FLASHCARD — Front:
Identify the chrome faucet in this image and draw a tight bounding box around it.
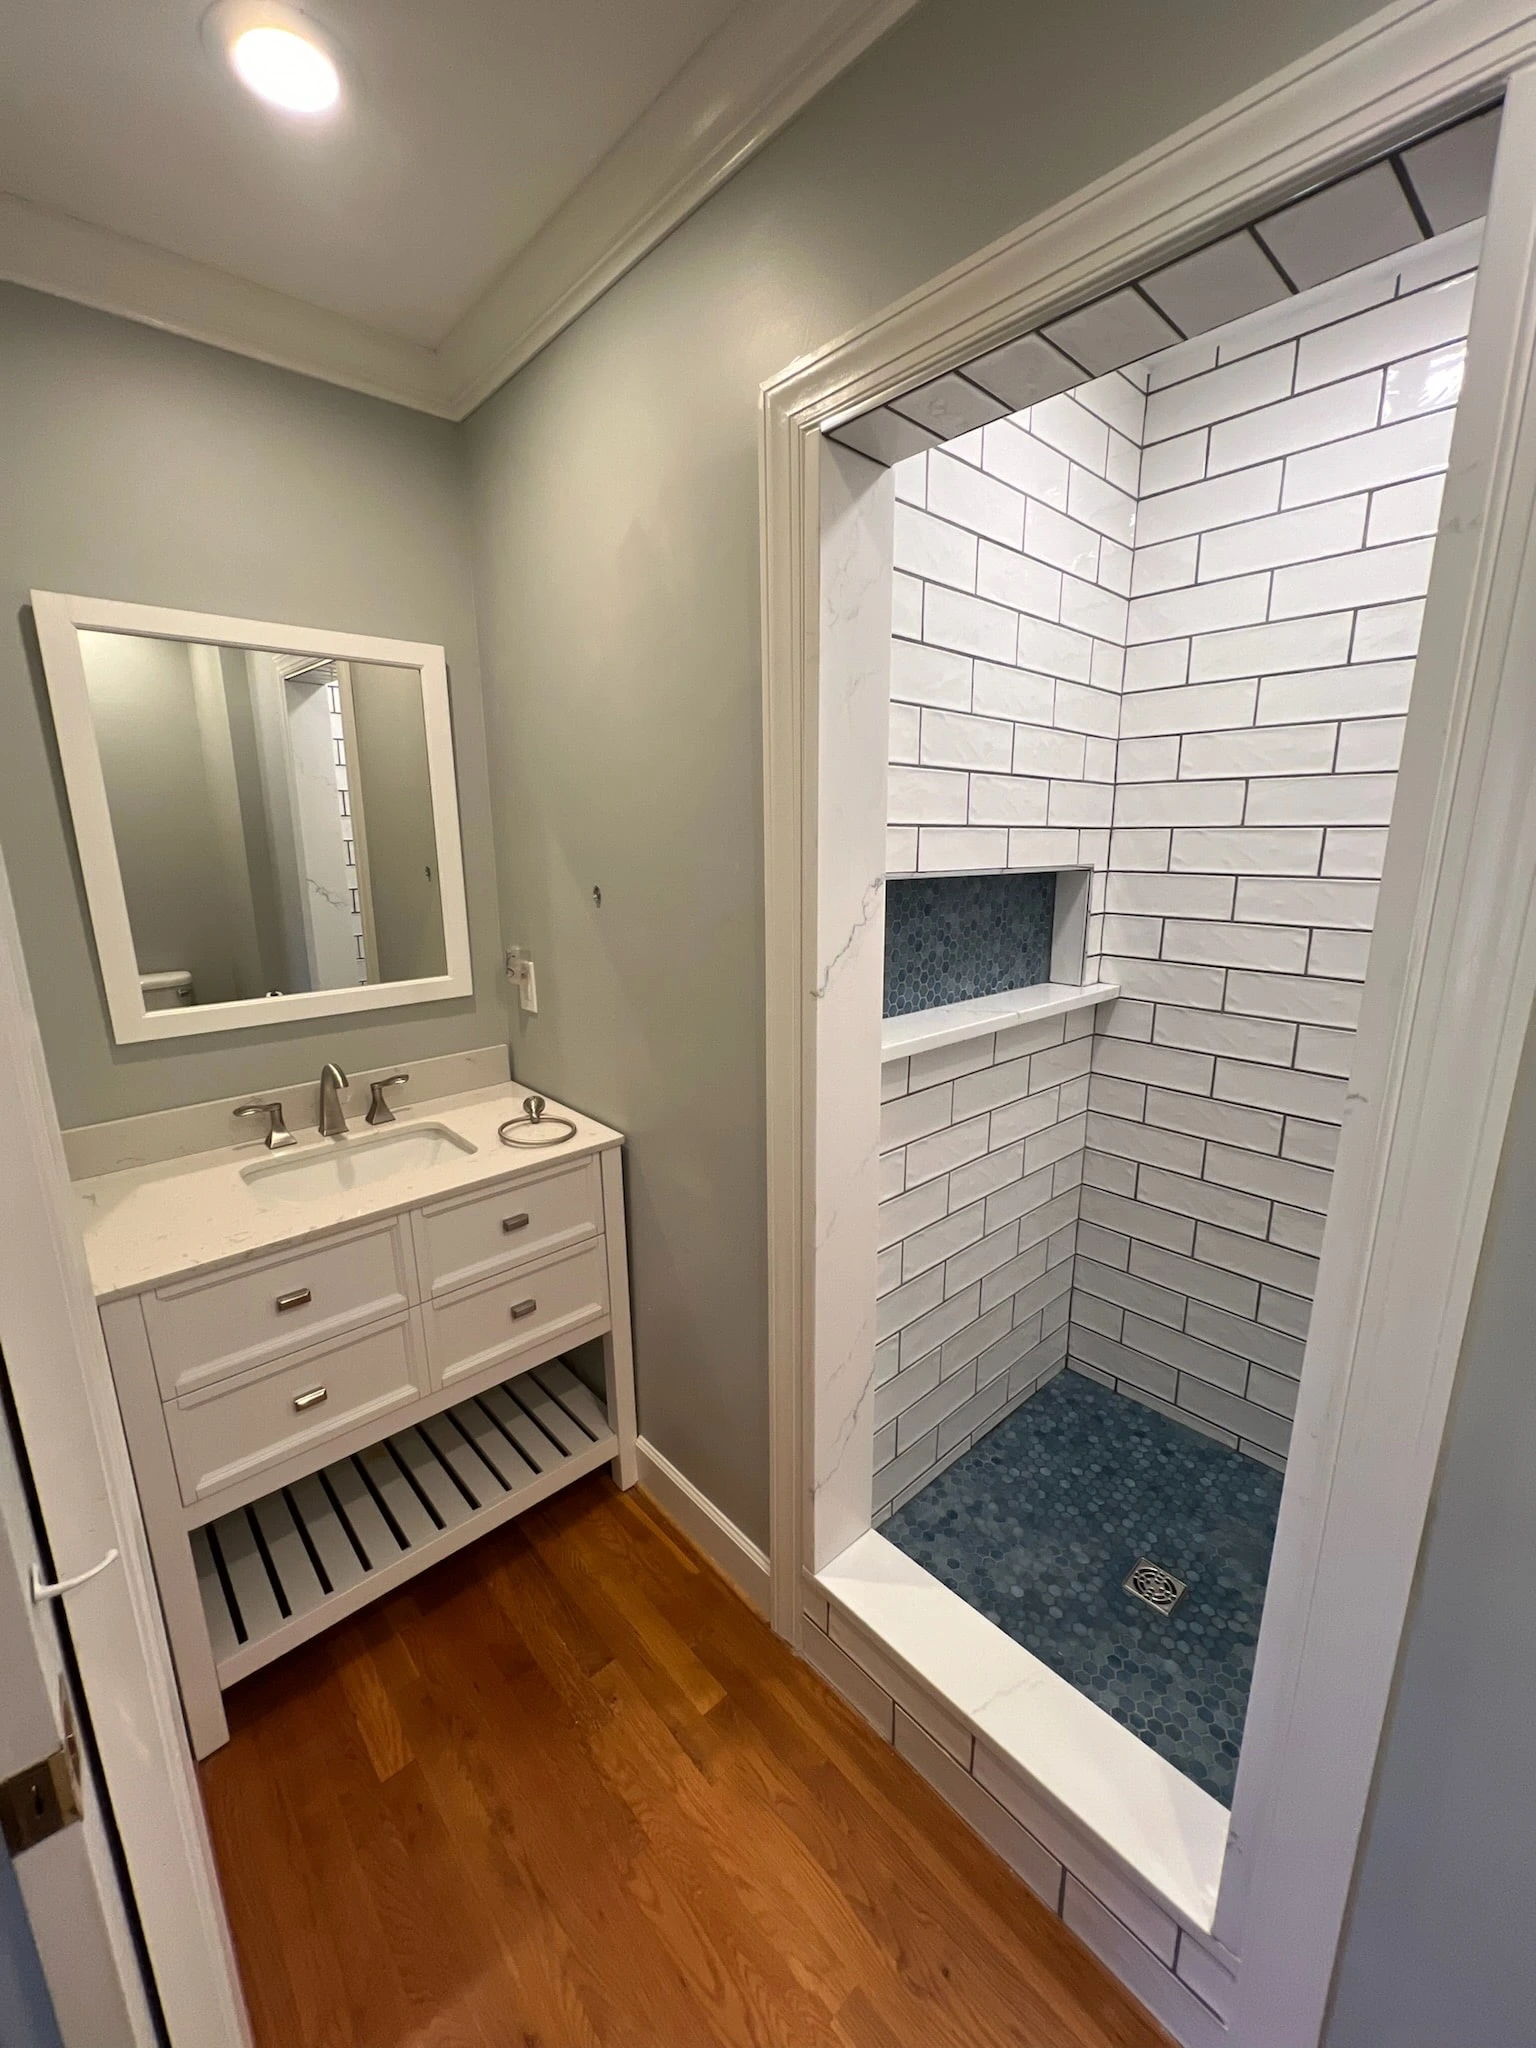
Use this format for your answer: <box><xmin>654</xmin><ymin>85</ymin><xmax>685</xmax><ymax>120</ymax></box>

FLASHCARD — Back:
<box><xmin>318</xmin><ymin>1062</ymin><xmax>349</xmax><ymax>1138</ymax></box>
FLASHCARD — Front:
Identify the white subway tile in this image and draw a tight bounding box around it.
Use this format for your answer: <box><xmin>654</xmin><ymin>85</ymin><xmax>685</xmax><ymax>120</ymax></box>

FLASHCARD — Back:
<box><xmin>875</xmin><ymin>1264</ymin><xmax>945</xmax><ymax>1341</ymax></box>
<box><xmin>1007</xmin><ymin>827</ymin><xmax>1082</xmax><ymax>869</ymax></box>
<box><xmin>1132</xmin><ymin>1241</ymin><xmax>1258</xmax><ymax>1317</ymax></box>
<box><xmin>1156</xmin><ymin>1006</ymin><xmax>1297</xmax><ymax>1064</ymax></box>
<box><xmin>1366</xmin><ymin>472</ymin><xmax>1444</xmax><ymax>545</ymax></box>
<box><xmin>1145</xmin><ymin>1084</ymin><xmax>1283</xmax><ymax>1154</ymax></box>
<box><xmin>1179</xmin><ymin>722</ymin><xmax>1336</xmax><ymax>779</ymax></box>
<box><xmin>1257</xmin><ymin>1284</ymin><xmax>1311</xmax><ymax>1338</ymax></box>
<box><xmin>1106</xmin><ymin>427</ymin><xmax>1140</xmax><ymax>495</ymax></box>
<box><xmin>1131</xmin><ymin>535</ymin><xmax>1199</xmax><ymax>596</ymax></box>
<box><xmin>1083</xmin><ymin>736</ymin><xmax>1118</xmax><ymax>782</ymax></box>
<box><xmin>1074</xmin><ymin>1254</ymin><xmax>1187</xmax><ymax>1328</ymax></box>
<box><xmin>902</xmin><ymin>1202</ymin><xmax>987</xmax><ymax>1280</ymax></box>
<box><xmin>968</xmin><ymin>773</ymin><xmax>1050</xmax><ymax>825</ymax></box>
<box><xmin>1309</xmin><ymin>927</ymin><xmax>1373</xmax><ymax>980</ymax></box>
<box><xmin>1206</xmin><ymin>1143</ymin><xmax>1331</xmax><ymax>1213</ymax></box>
<box><xmin>1382</xmin><ymin>338</ymin><xmax>1466</xmax><ymax>422</ymax></box>
<box><xmin>1189</xmin><ymin>612</ymin><xmax>1353</xmax><ymax>683</ymax></box>
<box><xmin>1015</xmin><ymin>611</ymin><xmax>1095</xmax><ymax>683</ymax></box>
<box><xmin>1225</xmin><ymin>969</ymin><xmax>1362</xmax><ymax>1027</ymax></box>
<box><xmin>1195</xmin><ymin>1221</ymin><xmax>1318</xmax><ymax>1299</ymax></box>
<box><xmin>886</xmin><ymin>826</ymin><xmax>918</xmax><ymax>872</ymax></box>
<box><xmin>1093</xmin><ymin>1034</ymin><xmax>1214</xmax><ymax>1093</ymax></box>
<box><xmin>971</xmin><ymin>659</ymin><xmax>1054</xmax><ymax>723</ymax></box>
<box><xmin>877</xmin><ymin>1242</ymin><xmax>904</xmax><ymax>1298</ymax></box>
<box><xmin>976</xmin><ymin>538</ymin><xmax>1063</xmax><ymax>620</ymax></box>
<box><xmin>1115</xmin><ymin>780</ymin><xmax>1246</xmax><ymax>828</ymax></box>
<box><xmin>1216</xmin><ymin>1058</ymin><xmax>1346</xmax><ymax>1121</ymax></box>
<box><xmin>1053</xmin><ymin>680</ymin><xmax>1120</xmax><ymax>736</ymax></box>
<box><xmin>1179</xmin><ymin>1379</ymin><xmax>1292</xmax><ymax>1456</ymax></box>
<box><xmin>1136</xmin><ymin>1165</ymin><xmax>1270</xmax><ymax>1239</ymax></box>
<box><xmin>1281</xmin><ymin>409</ymin><xmax>1455</xmax><ymax>508</ymax></box>
<box><xmin>1030</xmin><ymin>392</ymin><xmax>1111</xmax><ymax>472</ymax></box>
<box><xmin>1146</xmin><ymin>344</ymin><xmax>1297</xmax><ymax>445</ymax></box>
<box><xmin>1198</xmin><ymin>496</ymin><xmax>1367</xmax><ymax>579</ymax></box>
<box><xmin>918</xmin><ymin>826</ymin><xmax>1011</xmax><ymax>871</ymax></box>
<box><xmin>1088</xmin><ymin>1074</ymin><xmax>1147</xmax><ymax>1121</ymax></box>
<box><xmin>1352</xmin><ymin>597</ymin><xmax>1424</xmax><ymax>661</ymax></box>
<box><xmin>948</xmin><ymin>1140</ymin><xmax>1026</xmax><ymax>1208</ymax></box>
<box><xmin>891</xmin><ymin>638</ymin><xmax>971</xmax><ymax>709</ymax></box>
<box><xmin>1100</xmin><ymin>955</ymin><xmax>1226</xmax><ymax>1009</ymax></box>
<box><xmin>1270</xmin><ymin>537</ymin><xmax>1434</xmax><ymax>619</ymax></box>
<box><xmin>919</xmin><ymin>707</ymin><xmax>1012</xmax><ymax>770</ymax></box>
<box><xmin>877</xmin><ymin>1177</ymin><xmax>949</xmax><ymax>1250</ymax></box>
<box><xmin>1185</xmin><ymin>1299</ymin><xmax>1305</xmax><ymax>1374</ymax></box>
<box><xmin>1295</xmin><ymin>271</ymin><xmax>1475</xmax><ymax>390</ymax></box>
<box><xmin>1060</xmin><ymin>575</ymin><xmax>1128</xmax><ymax>641</ymax></box>
<box><xmin>1107</xmin><ymin>827</ymin><xmax>1171</xmax><ymax>870</ymax></box>
<box><xmin>1162</xmin><ymin>918</ymin><xmax>1308</xmax><ymax>972</ymax></box>
<box><xmin>880</xmin><ymin>1081</ymin><xmax>953</xmax><ymax>1151</ymax></box>
<box><xmin>980</xmin><ymin>419</ymin><xmax>1070</xmax><ymax>507</ymax></box>
<box><xmin>1082</xmin><ymin>1185</ymin><xmax>1198</xmax><ymax>1255</ymax></box>
<box><xmin>895</xmin><ymin>503</ymin><xmax>978</xmax><ymax>588</ymax></box>
<box><xmin>927</xmin><ymin>450</ymin><xmax>1026</xmax><ymax>546</ymax></box>
<box><xmin>892</xmin><ymin>571</ymin><xmax>924</xmax><ymax>638</ymax></box>
<box><xmin>1120</xmin><ymin>678</ymin><xmax>1257</xmax><ymax>736</ymax></box>
<box><xmin>880</xmin><ymin>1055</ymin><xmax>909</xmax><ymax>1104</ymax></box>
<box><xmin>1090</xmin><ymin>637</ymin><xmax>1126</xmax><ymax>691</ymax></box>
<box><xmin>1171</xmin><ymin>827</ymin><xmax>1323</xmax><ymax>874</ymax></box>
<box><xmin>909</xmin><ymin>1035</ymin><xmax>997</xmax><ymax>1087</ymax></box>
<box><xmin>1333</xmin><ymin>713</ymin><xmax>1405</xmax><ymax>772</ymax></box>
<box><xmin>1282</xmin><ymin>1115</ymin><xmax>1341</xmax><ymax>1168</ymax></box>
<box><xmin>1270</xmin><ymin>1203</ymin><xmax>1326</xmax><ymax>1255</ymax></box>
<box><xmin>1106</xmin><ymin>871</ymin><xmax>1235</xmax><ymax>917</ymax></box>
<box><xmin>1257</xmin><ymin>659</ymin><xmax>1413</xmax><ymax>724</ymax></box>
<box><xmin>1208</xmin><ymin>371</ymin><xmax>1382</xmax><ymax>474</ymax></box>
<box><xmin>1077</xmin><ymin>371</ymin><xmax>1147</xmax><ymax>443</ymax></box>
<box><xmin>1321</xmin><ymin>826</ymin><xmax>1389</xmax><ymax>876</ymax></box>
<box><xmin>1216</xmin><ymin>253</ymin><xmax>1396</xmax><ymax>365</ymax></box>
<box><xmin>1073</xmin><ymin>1290</ymin><xmax>1126</xmax><ymax>1339</ymax></box>
<box><xmin>1098</xmin><ymin>537</ymin><xmax>1133</xmax><ymax>597</ymax></box>
<box><xmin>1127</xmin><ymin>571</ymin><xmax>1270</xmax><ymax>644</ymax></box>
<box><xmin>1247</xmin><ymin>1365</ymin><xmax>1301</xmax><ymax>1418</ymax></box>
<box><xmin>1149</xmin><ymin>335</ymin><xmax>1219</xmax><ymax>387</ymax></box>
<box><xmin>888</xmin><ymin>764</ymin><xmax>968</xmax><ymax>824</ymax></box>
<box><xmin>1115</xmin><ymin>735</ymin><xmax>1183</xmax><ymax>782</ymax></box>
<box><xmin>924</xmin><ymin>584</ymin><xmax>1018</xmax><ymax>663</ymax></box>
<box><xmin>1137</xmin><ymin>461</ymin><xmax>1283</xmax><ymax>545</ymax></box>
<box><xmin>889</xmin><ymin>701</ymin><xmax>921</xmax><ymax>764</ymax></box>
<box><xmin>1296</xmin><ymin>1023</ymin><xmax>1356</xmax><ymax>1076</ymax></box>
<box><xmin>1246</xmin><ymin>773</ymin><xmax>1395</xmax><ymax>826</ymax></box>
<box><xmin>1122</xmin><ymin>638</ymin><xmax>1190</xmax><ymax>693</ymax></box>
<box><xmin>893</xmin><ymin>452</ymin><xmax>927</xmax><ymax>506</ymax></box>
<box><xmin>1048</xmin><ymin>780</ymin><xmax>1115</xmax><ymax>827</ymax></box>
<box><xmin>1068</xmin><ymin>466</ymin><xmax>1137</xmax><ymax>546</ymax></box>
<box><xmin>951</xmin><ymin>1053</ymin><xmax>1034</xmax><ymax>1119</ymax></box>
<box><xmin>1234</xmin><ymin>875</ymin><xmax>1378</xmax><ymax>928</ymax></box>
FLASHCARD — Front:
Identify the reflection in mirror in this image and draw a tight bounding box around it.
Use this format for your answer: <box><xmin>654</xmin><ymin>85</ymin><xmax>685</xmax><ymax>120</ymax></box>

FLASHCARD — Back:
<box><xmin>75</xmin><ymin>634</ymin><xmax>447</xmax><ymax>1012</ymax></box>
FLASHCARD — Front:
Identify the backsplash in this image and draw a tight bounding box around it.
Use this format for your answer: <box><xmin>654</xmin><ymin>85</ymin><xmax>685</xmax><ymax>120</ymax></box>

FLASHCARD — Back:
<box><xmin>883</xmin><ymin>871</ymin><xmax>1054</xmax><ymax>1017</ymax></box>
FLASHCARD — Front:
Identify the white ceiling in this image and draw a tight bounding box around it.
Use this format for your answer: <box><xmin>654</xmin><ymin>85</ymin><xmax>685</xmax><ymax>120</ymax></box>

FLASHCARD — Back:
<box><xmin>0</xmin><ymin>0</ymin><xmax>915</xmax><ymax>413</ymax></box>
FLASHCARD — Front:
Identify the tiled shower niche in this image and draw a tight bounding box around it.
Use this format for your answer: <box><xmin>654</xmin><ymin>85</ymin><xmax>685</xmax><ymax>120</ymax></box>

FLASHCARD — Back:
<box><xmin>883</xmin><ymin>870</ymin><xmax>1055</xmax><ymax>1016</ymax></box>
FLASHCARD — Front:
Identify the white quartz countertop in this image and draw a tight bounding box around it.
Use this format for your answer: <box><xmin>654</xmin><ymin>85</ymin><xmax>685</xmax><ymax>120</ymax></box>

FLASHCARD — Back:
<box><xmin>72</xmin><ymin>1085</ymin><xmax>622</xmax><ymax>1303</ymax></box>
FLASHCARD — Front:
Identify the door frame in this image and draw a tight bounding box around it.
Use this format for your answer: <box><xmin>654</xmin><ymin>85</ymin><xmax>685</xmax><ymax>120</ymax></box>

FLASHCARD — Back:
<box><xmin>759</xmin><ymin>3</ymin><xmax>1536</xmax><ymax>2041</ymax></box>
<box><xmin>0</xmin><ymin>845</ymin><xmax>252</xmax><ymax>2044</ymax></box>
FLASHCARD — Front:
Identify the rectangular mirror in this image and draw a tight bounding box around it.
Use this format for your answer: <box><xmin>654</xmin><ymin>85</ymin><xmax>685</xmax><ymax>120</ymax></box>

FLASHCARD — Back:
<box><xmin>31</xmin><ymin>592</ymin><xmax>472</xmax><ymax>1042</ymax></box>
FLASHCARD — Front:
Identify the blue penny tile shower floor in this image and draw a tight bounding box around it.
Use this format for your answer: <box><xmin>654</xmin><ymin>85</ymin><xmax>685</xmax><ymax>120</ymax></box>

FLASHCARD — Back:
<box><xmin>882</xmin><ymin>1369</ymin><xmax>1284</xmax><ymax>1805</ymax></box>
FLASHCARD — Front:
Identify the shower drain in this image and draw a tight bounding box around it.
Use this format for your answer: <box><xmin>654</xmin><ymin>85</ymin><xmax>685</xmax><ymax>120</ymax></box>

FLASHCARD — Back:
<box><xmin>1123</xmin><ymin>1559</ymin><xmax>1188</xmax><ymax>1615</ymax></box>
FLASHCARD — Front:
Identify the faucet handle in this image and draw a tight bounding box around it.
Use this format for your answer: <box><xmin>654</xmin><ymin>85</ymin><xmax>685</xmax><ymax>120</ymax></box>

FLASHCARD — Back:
<box><xmin>234</xmin><ymin>1101</ymin><xmax>297</xmax><ymax>1151</ymax></box>
<box><xmin>365</xmin><ymin>1074</ymin><xmax>410</xmax><ymax>1126</ymax></box>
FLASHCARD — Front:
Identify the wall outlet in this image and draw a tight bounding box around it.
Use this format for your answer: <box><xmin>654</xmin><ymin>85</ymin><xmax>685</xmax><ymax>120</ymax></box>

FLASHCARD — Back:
<box><xmin>505</xmin><ymin>947</ymin><xmax>538</xmax><ymax>1013</ymax></box>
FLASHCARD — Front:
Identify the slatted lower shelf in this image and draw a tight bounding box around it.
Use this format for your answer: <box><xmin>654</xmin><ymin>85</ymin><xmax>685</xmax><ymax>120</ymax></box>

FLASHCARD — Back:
<box><xmin>191</xmin><ymin>1358</ymin><xmax>616</xmax><ymax>1686</ymax></box>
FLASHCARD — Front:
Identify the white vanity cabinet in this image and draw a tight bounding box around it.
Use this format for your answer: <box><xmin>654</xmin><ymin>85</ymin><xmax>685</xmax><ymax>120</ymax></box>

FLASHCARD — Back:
<box><xmin>89</xmin><ymin>1114</ymin><xmax>636</xmax><ymax>1758</ymax></box>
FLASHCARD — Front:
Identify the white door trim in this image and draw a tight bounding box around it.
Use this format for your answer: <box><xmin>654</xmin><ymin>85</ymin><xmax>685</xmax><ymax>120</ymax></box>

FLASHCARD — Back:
<box><xmin>759</xmin><ymin>3</ymin><xmax>1536</xmax><ymax>2041</ymax></box>
<box><xmin>0</xmin><ymin>846</ymin><xmax>251</xmax><ymax>2046</ymax></box>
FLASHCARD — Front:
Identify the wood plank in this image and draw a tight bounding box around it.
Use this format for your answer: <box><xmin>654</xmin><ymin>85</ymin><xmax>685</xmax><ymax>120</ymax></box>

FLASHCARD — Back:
<box><xmin>478</xmin><ymin>1383</ymin><xmax>565</xmax><ymax>1473</ymax></box>
<box><xmin>445</xmin><ymin>1392</ymin><xmax>538</xmax><ymax>1490</ymax></box>
<box><xmin>286</xmin><ymin>1474</ymin><xmax>368</xmax><ymax>1599</ymax></box>
<box><xmin>191</xmin><ymin>1525</ymin><xmax>240</xmax><ymax>1665</ymax></box>
<box><xmin>202</xmin><ymin>1473</ymin><xmax>1173</xmax><ymax>2048</ymax></box>
<box><xmin>534</xmin><ymin>1356</ymin><xmax>610</xmax><ymax>1440</ymax></box>
<box><xmin>250</xmin><ymin>1491</ymin><xmax>328</xmax><ymax>1620</ymax></box>
<box><xmin>213</xmin><ymin>1506</ymin><xmax>284</xmax><ymax>1643</ymax></box>
<box><xmin>417</xmin><ymin>1410</ymin><xmax>505</xmax><ymax>1506</ymax></box>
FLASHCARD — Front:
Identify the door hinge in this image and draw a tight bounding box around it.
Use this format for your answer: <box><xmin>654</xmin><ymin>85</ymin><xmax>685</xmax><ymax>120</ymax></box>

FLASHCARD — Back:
<box><xmin>0</xmin><ymin>1745</ymin><xmax>81</xmax><ymax>1856</ymax></box>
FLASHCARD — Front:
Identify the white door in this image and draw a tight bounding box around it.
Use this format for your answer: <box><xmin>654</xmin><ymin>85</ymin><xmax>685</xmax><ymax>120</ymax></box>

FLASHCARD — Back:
<box><xmin>0</xmin><ymin>842</ymin><xmax>251</xmax><ymax>2046</ymax></box>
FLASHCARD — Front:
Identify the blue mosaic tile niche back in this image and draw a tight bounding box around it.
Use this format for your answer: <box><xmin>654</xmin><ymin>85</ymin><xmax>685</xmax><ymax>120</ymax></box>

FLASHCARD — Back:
<box><xmin>883</xmin><ymin>871</ymin><xmax>1055</xmax><ymax>1018</ymax></box>
<box><xmin>883</xmin><ymin>1370</ymin><xmax>1284</xmax><ymax>1804</ymax></box>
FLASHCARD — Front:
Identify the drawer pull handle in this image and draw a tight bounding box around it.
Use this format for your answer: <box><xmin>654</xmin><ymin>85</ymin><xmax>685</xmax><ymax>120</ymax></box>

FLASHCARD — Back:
<box><xmin>275</xmin><ymin>1287</ymin><xmax>312</xmax><ymax>1313</ymax></box>
<box><xmin>501</xmin><ymin>1212</ymin><xmax>531</xmax><ymax>1234</ymax></box>
<box><xmin>293</xmin><ymin>1386</ymin><xmax>329</xmax><ymax>1412</ymax></box>
<box><xmin>509</xmin><ymin>1298</ymin><xmax>538</xmax><ymax>1321</ymax></box>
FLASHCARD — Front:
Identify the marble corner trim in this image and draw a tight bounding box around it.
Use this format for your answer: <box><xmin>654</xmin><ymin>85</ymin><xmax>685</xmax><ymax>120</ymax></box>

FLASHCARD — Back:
<box><xmin>61</xmin><ymin>1045</ymin><xmax>512</xmax><ymax>1180</ymax></box>
<box><xmin>880</xmin><ymin>981</ymin><xmax>1121</xmax><ymax>1059</ymax></box>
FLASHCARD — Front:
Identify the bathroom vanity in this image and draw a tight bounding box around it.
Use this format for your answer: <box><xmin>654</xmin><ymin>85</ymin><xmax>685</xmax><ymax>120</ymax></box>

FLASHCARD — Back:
<box><xmin>72</xmin><ymin>1066</ymin><xmax>636</xmax><ymax>1757</ymax></box>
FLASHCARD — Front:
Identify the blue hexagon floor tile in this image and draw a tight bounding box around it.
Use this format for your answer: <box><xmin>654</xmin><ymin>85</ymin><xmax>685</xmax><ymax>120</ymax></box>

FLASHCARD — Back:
<box><xmin>882</xmin><ymin>1368</ymin><xmax>1284</xmax><ymax>1805</ymax></box>
<box><xmin>883</xmin><ymin>871</ymin><xmax>1055</xmax><ymax>1017</ymax></box>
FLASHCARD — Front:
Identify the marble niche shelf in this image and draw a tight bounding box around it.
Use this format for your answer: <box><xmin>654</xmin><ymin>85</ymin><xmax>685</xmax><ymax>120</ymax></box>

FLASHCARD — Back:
<box><xmin>880</xmin><ymin>981</ymin><xmax>1121</xmax><ymax>1061</ymax></box>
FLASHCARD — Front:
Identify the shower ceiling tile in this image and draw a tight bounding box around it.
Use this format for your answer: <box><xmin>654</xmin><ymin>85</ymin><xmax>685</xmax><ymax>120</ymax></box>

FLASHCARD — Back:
<box><xmin>965</xmin><ymin>332</ymin><xmax>1084</xmax><ymax>411</ymax></box>
<box><xmin>1043</xmin><ymin>289</ymin><xmax>1183</xmax><ymax>377</ymax></box>
<box><xmin>1401</xmin><ymin>105</ymin><xmax>1501</xmax><ymax>233</ymax></box>
<box><xmin>891</xmin><ymin>374</ymin><xmax>1012</xmax><ymax>441</ymax></box>
<box><xmin>1257</xmin><ymin>162</ymin><xmax>1421</xmax><ymax>291</ymax></box>
<box><xmin>829</xmin><ymin>405</ymin><xmax>941</xmax><ymax>466</ymax></box>
<box><xmin>1141</xmin><ymin>232</ymin><xmax>1291</xmax><ymax>337</ymax></box>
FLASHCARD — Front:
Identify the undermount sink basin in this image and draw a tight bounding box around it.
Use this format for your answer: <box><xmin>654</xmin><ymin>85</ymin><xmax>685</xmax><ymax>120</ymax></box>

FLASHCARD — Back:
<box><xmin>240</xmin><ymin>1123</ymin><xmax>476</xmax><ymax>1206</ymax></box>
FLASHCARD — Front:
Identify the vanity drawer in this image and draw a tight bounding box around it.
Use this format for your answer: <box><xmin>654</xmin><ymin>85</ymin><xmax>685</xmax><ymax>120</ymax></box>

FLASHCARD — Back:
<box><xmin>166</xmin><ymin>1313</ymin><xmax>425</xmax><ymax>1507</ymax></box>
<box><xmin>142</xmin><ymin>1219</ymin><xmax>415</xmax><ymax>1400</ymax></box>
<box><xmin>422</xmin><ymin>1240</ymin><xmax>609</xmax><ymax>1390</ymax></box>
<box><xmin>410</xmin><ymin>1156</ymin><xmax>601</xmax><ymax>1299</ymax></box>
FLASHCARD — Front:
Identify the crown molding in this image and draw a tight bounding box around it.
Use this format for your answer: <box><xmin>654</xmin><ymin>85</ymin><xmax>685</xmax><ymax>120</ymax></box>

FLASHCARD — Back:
<box><xmin>0</xmin><ymin>0</ymin><xmax>918</xmax><ymax>421</ymax></box>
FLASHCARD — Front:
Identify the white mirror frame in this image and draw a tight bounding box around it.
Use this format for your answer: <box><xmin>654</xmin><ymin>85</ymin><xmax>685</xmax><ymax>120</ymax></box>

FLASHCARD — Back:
<box><xmin>31</xmin><ymin>590</ymin><xmax>474</xmax><ymax>1043</ymax></box>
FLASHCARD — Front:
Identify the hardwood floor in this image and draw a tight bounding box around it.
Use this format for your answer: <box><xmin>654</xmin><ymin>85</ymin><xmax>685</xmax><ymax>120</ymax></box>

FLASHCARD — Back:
<box><xmin>200</xmin><ymin>1473</ymin><xmax>1171</xmax><ymax>2048</ymax></box>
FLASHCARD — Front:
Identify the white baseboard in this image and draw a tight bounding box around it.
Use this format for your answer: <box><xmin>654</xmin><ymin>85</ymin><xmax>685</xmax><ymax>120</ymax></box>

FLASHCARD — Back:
<box><xmin>635</xmin><ymin>1438</ymin><xmax>770</xmax><ymax>1614</ymax></box>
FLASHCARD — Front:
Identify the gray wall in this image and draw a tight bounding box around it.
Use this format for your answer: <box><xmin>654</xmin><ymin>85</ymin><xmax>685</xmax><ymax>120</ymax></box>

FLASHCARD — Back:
<box><xmin>463</xmin><ymin>0</ymin><xmax>1385</xmax><ymax>1544</ymax></box>
<box><xmin>0</xmin><ymin>281</ymin><xmax>505</xmax><ymax>1129</ymax></box>
<box><xmin>1326</xmin><ymin>1004</ymin><xmax>1536</xmax><ymax>2047</ymax></box>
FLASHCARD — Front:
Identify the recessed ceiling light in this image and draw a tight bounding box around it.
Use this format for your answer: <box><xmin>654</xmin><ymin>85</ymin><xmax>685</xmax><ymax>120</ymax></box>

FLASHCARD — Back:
<box><xmin>231</xmin><ymin>23</ymin><xmax>338</xmax><ymax>112</ymax></box>
<box><xmin>205</xmin><ymin>4</ymin><xmax>343</xmax><ymax>116</ymax></box>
